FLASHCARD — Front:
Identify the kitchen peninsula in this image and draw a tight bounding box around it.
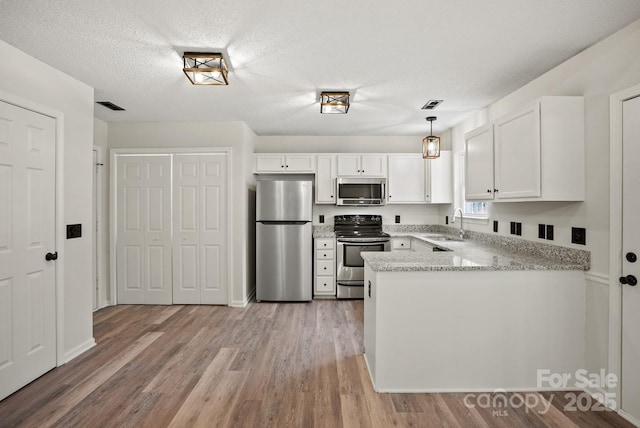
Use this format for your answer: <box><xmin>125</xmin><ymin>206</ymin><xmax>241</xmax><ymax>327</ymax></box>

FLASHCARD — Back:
<box><xmin>362</xmin><ymin>231</ymin><xmax>590</xmax><ymax>393</ymax></box>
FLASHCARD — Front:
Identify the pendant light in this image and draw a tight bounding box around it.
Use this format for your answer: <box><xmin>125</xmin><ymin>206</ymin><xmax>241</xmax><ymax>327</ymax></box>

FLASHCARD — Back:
<box><xmin>422</xmin><ymin>116</ymin><xmax>440</xmax><ymax>159</ymax></box>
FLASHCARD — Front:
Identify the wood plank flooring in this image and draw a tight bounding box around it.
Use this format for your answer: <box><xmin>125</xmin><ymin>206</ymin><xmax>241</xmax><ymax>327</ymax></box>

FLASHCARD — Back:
<box><xmin>0</xmin><ymin>300</ymin><xmax>635</xmax><ymax>428</ymax></box>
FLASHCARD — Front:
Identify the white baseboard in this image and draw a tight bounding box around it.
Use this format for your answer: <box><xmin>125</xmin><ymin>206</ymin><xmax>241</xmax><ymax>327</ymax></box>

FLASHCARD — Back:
<box><xmin>229</xmin><ymin>287</ymin><xmax>256</xmax><ymax>308</ymax></box>
<box><xmin>62</xmin><ymin>338</ymin><xmax>96</xmax><ymax>364</ymax></box>
<box><xmin>618</xmin><ymin>409</ymin><xmax>640</xmax><ymax>427</ymax></box>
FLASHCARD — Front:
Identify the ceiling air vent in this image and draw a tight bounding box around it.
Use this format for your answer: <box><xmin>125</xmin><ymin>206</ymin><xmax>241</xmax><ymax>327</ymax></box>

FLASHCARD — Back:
<box><xmin>421</xmin><ymin>100</ymin><xmax>443</xmax><ymax>110</ymax></box>
<box><xmin>96</xmin><ymin>101</ymin><xmax>125</xmax><ymax>111</ymax></box>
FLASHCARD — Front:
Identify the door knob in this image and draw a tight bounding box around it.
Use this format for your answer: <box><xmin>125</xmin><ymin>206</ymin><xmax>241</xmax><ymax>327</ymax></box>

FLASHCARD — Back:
<box><xmin>45</xmin><ymin>252</ymin><xmax>58</xmax><ymax>261</ymax></box>
<box><xmin>619</xmin><ymin>275</ymin><xmax>638</xmax><ymax>286</ymax></box>
<box><xmin>626</xmin><ymin>252</ymin><xmax>637</xmax><ymax>263</ymax></box>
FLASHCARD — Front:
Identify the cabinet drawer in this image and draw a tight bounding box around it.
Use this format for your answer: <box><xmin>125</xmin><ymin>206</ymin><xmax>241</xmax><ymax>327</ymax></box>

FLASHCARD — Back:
<box><xmin>392</xmin><ymin>238</ymin><xmax>411</xmax><ymax>250</ymax></box>
<box><xmin>316</xmin><ymin>276</ymin><xmax>335</xmax><ymax>292</ymax></box>
<box><xmin>316</xmin><ymin>250</ymin><xmax>334</xmax><ymax>260</ymax></box>
<box><xmin>317</xmin><ymin>260</ymin><xmax>334</xmax><ymax>276</ymax></box>
<box><xmin>315</xmin><ymin>239</ymin><xmax>334</xmax><ymax>249</ymax></box>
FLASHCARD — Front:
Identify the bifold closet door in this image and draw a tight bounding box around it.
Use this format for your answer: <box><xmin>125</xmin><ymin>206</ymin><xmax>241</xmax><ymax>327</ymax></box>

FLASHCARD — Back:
<box><xmin>116</xmin><ymin>156</ymin><xmax>172</xmax><ymax>304</ymax></box>
<box><xmin>173</xmin><ymin>154</ymin><xmax>228</xmax><ymax>304</ymax></box>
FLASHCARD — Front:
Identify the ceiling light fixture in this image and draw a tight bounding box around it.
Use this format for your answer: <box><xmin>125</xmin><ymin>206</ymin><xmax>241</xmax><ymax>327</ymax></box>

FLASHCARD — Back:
<box><xmin>320</xmin><ymin>92</ymin><xmax>350</xmax><ymax>114</ymax></box>
<box><xmin>183</xmin><ymin>52</ymin><xmax>229</xmax><ymax>85</ymax></box>
<box><xmin>422</xmin><ymin>116</ymin><xmax>440</xmax><ymax>159</ymax></box>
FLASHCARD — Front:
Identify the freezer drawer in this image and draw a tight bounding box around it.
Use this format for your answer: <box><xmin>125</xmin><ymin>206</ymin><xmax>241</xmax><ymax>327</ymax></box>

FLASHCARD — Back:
<box><xmin>256</xmin><ymin>222</ymin><xmax>312</xmax><ymax>301</ymax></box>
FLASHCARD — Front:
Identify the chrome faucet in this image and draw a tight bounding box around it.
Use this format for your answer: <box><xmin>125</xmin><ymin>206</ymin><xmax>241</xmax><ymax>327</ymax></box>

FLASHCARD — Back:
<box><xmin>451</xmin><ymin>207</ymin><xmax>465</xmax><ymax>239</ymax></box>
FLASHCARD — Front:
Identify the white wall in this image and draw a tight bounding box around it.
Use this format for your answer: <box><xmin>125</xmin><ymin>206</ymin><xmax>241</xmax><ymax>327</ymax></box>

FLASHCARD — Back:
<box><xmin>0</xmin><ymin>39</ymin><xmax>95</xmax><ymax>360</ymax></box>
<box><xmin>108</xmin><ymin>121</ymin><xmax>255</xmax><ymax>306</ymax></box>
<box><xmin>446</xmin><ymin>18</ymin><xmax>640</xmax><ymax>376</ymax></box>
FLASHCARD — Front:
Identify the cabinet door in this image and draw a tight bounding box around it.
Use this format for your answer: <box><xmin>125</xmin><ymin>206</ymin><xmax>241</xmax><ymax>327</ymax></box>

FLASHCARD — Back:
<box><xmin>316</xmin><ymin>155</ymin><xmax>336</xmax><ymax>203</ymax></box>
<box><xmin>285</xmin><ymin>155</ymin><xmax>315</xmax><ymax>172</ymax></box>
<box><xmin>465</xmin><ymin>125</ymin><xmax>495</xmax><ymax>200</ymax></box>
<box><xmin>361</xmin><ymin>155</ymin><xmax>387</xmax><ymax>177</ymax></box>
<box><xmin>428</xmin><ymin>151</ymin><xmax>453</xmax><ymax>203</ymax></box>
<box><xmin>494</xmin><ymin>103</ymin><xmax>541</xmax><ymax>199</ymax></box>
<box><xmin>387</xmin><ymin>155</ymin><xmax>425</xmax><ymax>203</ymax></box>
<box><xmin>337</xmin><ymin>155</ymin><xmax>361</xmax><ymax>176</ymax></box>
<box><xmin>255</xmin><ymin>154</ymin><xmax>286</xmax><ymax>172</ymax></box>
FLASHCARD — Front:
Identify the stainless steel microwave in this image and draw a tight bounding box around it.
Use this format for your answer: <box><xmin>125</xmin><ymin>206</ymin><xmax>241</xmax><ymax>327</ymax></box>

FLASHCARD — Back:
<box><xmin>336</xmin><ymin>177</ymin><xmax>386</xmax><ymax>206</ymax></box>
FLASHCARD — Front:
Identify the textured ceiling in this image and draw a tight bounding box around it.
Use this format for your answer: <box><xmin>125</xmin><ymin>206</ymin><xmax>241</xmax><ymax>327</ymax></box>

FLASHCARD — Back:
<box><xmin>1</xmin><ymin>0</ymin><xmax>639</xmax><ymax>136</ymax></box>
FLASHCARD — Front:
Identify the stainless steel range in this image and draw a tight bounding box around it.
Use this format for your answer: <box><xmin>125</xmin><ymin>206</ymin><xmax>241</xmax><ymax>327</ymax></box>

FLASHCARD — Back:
<box><xmin>334</xmin><ymin>215</ymin><xmax>390</xmax><ymax>299</ymax></box>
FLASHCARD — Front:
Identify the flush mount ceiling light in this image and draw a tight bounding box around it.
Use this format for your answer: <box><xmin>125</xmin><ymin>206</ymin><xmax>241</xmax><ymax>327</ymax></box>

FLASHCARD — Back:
<box><xmin>183</xmin><ymin>52</ymin><xmax>229</xmax><ymax>85</ymax></box>
<box><xmin>320</xmin><ymin>92</ymin><xmax>350</xmax><ymax>114</ymax></box>
<box><xmin>422</xmin><ymin>116</ymin><xmax>440</xmax><ymax>159</ymax></box>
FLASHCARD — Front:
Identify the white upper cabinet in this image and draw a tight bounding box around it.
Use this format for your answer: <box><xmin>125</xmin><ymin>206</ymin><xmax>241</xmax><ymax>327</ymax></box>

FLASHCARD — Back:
<box><xmin>465</xmin><ymin>96</ymin><xmax>584</xmax><ymax>202</ymax></box>
<box><xmin>387</xmin><ymin>152</ymin><xmax>452</xmax><ymax>204</ymax></box>
<box><xmin>427</xmin><ymin>151</ymin><xmax>453</xmax><ymax>203</ymax></box>
<box><xmin>387</xmin><ymin>154</ymin><xmax>425</xmax><ymax>204</ymax></box>
<box><xmin>337</xmin><ymin>154</ymin><xmax>386</xmax><ymax>176</ymax></box>
<box><xmin>254</xmin><ymin>154</ymin><xmax>315</xmax><ymax>173</ymax></box>
<box><xmin>315</xmin><ymin>154</ymin><xmax>337</xmax><ymax>204</ymax></box>
<box><xmin>494</xmin><ymin>103</ymin><xmax>541</xmax><ymax>199</ymax></box>
<box><xmin>465</xmin><ymin>125</ymin><xmax>495</xmax><ymax>200</ymax></box>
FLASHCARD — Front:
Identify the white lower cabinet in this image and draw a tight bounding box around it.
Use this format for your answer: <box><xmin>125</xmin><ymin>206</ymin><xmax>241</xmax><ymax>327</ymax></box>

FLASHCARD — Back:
<box><xmin>391</xmin><ymin>237</ymin><xmax>412</xmax><ymax>251</ymax></box>
<box><xmin>314</xmin><ymin>238</ymin><xmax>336</xmax><ymax>296</ymax></box>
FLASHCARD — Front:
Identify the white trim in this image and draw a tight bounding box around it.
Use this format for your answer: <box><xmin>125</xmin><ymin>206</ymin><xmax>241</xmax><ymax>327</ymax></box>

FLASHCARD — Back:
<box><xmin>92</xmin><ymin>145</ymin><xmax>107</xmax><ymax>310</ymax></box>
<box><xmin>619</xmin><ymin>409</ymin><xmax>640</xmax><ymax>427</ymax></box>
<box><xmin>584</xmin><ymin>272</ymin><xmax>609</xmax><ymax>286</ymax></box>
<box><xmin>229</xmin><ymin>286</ymin><xmax>254</xmax><ymax>308</ymax></box>
<box><xmin>0</xmin><ymin>89</ymin><xmax>67</xmax><ymax>368</ymax></box>
<box><xmin>609</xmin><ymin>82</ymin><xmax>640</xmax><ymax>415</ymax></box>
<box><xmin>110</xmin><ymin>147</ymin><xmax>234</xmax><ymax>306</ymax></box>
<box><xmin>458</xmin><ymin>215</ymin><xmax>490</xmax><ymax>225</ymax></box>
<box><xmin>63</xmin><ymin>338</ymin><xmax>96</xmax><ymax>363</ymax></box>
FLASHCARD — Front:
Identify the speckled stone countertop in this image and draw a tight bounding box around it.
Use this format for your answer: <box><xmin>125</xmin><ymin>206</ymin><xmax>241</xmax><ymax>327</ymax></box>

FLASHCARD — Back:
<box><xmin>312</xmin><ymin>225</ymin><xmax>335</xmax><ymax>238</ymax></box>
<box><xmin>362</xmin><ymin>230</ymin><xmax>590</xmax><ymax>272</ymax></box>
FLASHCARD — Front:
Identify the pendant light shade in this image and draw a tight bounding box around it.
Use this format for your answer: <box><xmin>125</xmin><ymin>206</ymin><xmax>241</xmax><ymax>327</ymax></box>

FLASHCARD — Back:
<box><xmin>422</xmin><ymin>116</ymin><xmax>440</xmax><ymax>159</ymax></box>
<box><xmin>183</xmin><ymin>52</ymin><xmax>229</xmax><ymax>85</ymax></box>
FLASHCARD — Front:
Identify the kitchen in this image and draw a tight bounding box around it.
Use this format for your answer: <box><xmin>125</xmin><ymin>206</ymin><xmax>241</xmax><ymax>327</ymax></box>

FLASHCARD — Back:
<box><xmin>1</xmin><ymin>1</ymin><xmax>640</xmax><ymax>426</ymax></box>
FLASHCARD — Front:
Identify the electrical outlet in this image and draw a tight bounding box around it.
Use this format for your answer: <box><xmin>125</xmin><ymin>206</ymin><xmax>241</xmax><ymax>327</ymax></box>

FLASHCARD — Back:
<box><xmin>67</xmin><ymin>224</ymin><xmax>82</xmax><ymax>239</ymax></box>
<box><xmin>538</xmin><ymin>224</ymin><xmax>546</xmax><ymax>239</ymax></box>
<box><xmin>395</xmin><ymin>215</ymin><xmax>400</xmax><ymax>224</ymax></box>
<box><xmin>319</xmin><ymin>215</ymin><xmax>324</xmax><ymax>224</ymax></box>
<box><xmin>516</xmin><ymin>222</ymin><xmax>522</xmax><ymax>236</ymax></box>
<box><xmin>546</xmin><ymin>225</ymin><xmax>554</xmax><ymax>241</ymax></box>
<box><xmin>445</xmin><ymin>215</ymin><xmax>449</xmax><ymax>225</ymax></box>
<box><xmin>510</xmin><ymin>221</ymin><xmax>516</xmax><ymax>235</ymax></box>
<box><xmin>572</xmin><ymin>227</ymin><xmax>586</xmax><ymax>245</ymax></box>
<box><xmin>493</xmin><ymin>220</ymin><xmax>498</xmax><ymax>233</ymax></box>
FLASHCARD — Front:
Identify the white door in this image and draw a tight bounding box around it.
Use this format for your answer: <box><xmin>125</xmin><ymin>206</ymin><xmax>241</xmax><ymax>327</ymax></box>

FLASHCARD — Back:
<box><xmin>92</xmin><ymin>149</ymin><xmax>98</xmax><ymax>310</ymax></box>
<box><xmin>360</xmin><ymin>155</ymin><xmax>386</xmax><ymax>177</ymax></box>
<box><xmin>116</xmin><ymin>155</ymin><xmax>172</xmax><ymax>304</ymax></box>
<box><xmin>337</xmin><ymin>155</ymin><xmax>361</xmax><ymax>176</ymax></box>
<box><xmin>173</xmin><ymin>154</ymin><xmax>228</xmax><ymax>305</ymax></box>
<box><xmin>621</xmin><ymin>94</ymin><xmax>640</xmax><ymax>422</ymax></box>
<box><xmin>0</xmin><ymin>101</ymin><xmax>56</xmax><ymax>401</ymax></box>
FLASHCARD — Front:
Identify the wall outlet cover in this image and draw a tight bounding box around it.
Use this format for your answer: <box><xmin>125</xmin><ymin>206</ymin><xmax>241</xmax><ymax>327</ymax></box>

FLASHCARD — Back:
<box><xmin>572</xmin><ymin>227</ymin><xmax>586</xmax><ymax>245</ymax></box>
<box><xmin>445</xmin><ymin>215</ymin><xmax>449</xmax><ymax>225</ymax></box>
<box><xmin>510</xmin><ymin>221</ymin><xmax>516</xmax><ymax>235</ymax></box>
<box><xmin>516</xmin><ymin>222</ymin><xmax>522</xmax><ymax>236</ymax></box>
<box><xmin>67</xmin><ymin>224</ymin><xmax>82</xmax><ymax>239</ymax></box>
<box><xmin>493</xmin><ymin>220</ymin><xmax>498</xmax><ymax>233</ymax></box>
<box><xmin>319</xmin><ymin>215</ymin><xmax>325</xmax><ymax>224</ymax></box>
<box><xmin>395</xmin><ymin>215</ymin><xmax>400</xmax><ymax>224</ymax></box>
<box><xmin>546</xmin><ymin>225</ymin><xmax>554</xmax><ymax>241</ymax></box>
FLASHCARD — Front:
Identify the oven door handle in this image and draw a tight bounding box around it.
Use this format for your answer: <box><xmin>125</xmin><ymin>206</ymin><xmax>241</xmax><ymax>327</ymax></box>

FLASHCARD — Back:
<box><xmin>338</xmin><ymin>239</ymin><xmax>389</xmax><ymax>247</ymax></box>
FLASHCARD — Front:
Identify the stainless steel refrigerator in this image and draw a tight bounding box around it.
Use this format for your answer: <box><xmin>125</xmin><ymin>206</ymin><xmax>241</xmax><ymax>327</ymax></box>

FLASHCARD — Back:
<box><xmin>256</xmin><ymin>176</ymin><xmax>313</xmax><ymax>302</ymax></box>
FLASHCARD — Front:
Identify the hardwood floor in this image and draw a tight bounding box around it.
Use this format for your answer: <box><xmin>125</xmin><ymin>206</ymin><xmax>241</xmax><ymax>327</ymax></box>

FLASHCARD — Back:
<box><xmin>0</xmin><ymin>300</ymin><xmax>635</xmax><ymax>428</ymax></box>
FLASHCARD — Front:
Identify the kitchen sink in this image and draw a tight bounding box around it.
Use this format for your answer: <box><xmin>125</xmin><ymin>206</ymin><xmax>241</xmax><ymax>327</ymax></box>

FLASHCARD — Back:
<box><xmin>422</xmin><ymin>234</ymin><xmax>464</xmax><ymax>242</ymax></box>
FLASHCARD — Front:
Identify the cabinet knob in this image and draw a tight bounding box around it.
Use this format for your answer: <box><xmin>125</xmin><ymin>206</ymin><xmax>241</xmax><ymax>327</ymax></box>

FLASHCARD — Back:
<box><xmin>281</xmin><ymin>165</ymin><xmax>284</xmax><ymax>168</ymax></box>
<box><xmin>494</xmin><ymin>188</ymin><xmax>499</xmax><ymax>192</ymax></box>
<box><xmin>362</xmin><ymin>170</ymin><xmax>365</xmax><ymax>173</ymax></box>
<box><xmin>389</xmin><ymin>195</ymin><xmax>392</xmax><ymax>198</ymax></box>
<box><xmin>426</xmin><ymin>195</ymin><xmax>429</xmax><ymax>198</ymax></box>
<box><xmin>323</xmin><ymin>243</ymin><xmax>327</xmax><ymax>247</ymax></box>
<box><xmin>487</xmin><ymin>189</ymin><xmax>492</xmax><ymax>193</ymax></box>
<box><xmin>330</xmin><ymin>195</ymin><xmax>334</xmax><ymax>198</ymax></box>
<box><xmin>323</xmin><ymin>267</ymin><xmax>327</xmax><ymax>270</ymax></box>
<box><xmin>286</xmin><ymin>165</ymin><xmax>289</xmax><ymax>168</ymax></box>
<box><xmin>401</xmin><ymin>243</ymin><xmax>404</xmax><ymax>246</ymax></box>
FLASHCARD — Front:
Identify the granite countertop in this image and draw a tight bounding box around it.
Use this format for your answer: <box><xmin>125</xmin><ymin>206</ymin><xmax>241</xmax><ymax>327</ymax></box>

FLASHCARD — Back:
<box><xmin>362</xmin><ymin>232</ymin><xmax>590</xmax><ymax>272</ymax></box>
